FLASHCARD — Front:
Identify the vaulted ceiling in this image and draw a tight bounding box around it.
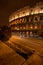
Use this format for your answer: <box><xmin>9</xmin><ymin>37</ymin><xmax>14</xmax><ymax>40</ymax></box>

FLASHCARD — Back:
<box><xmin>0</xmin><ymin>0</ymin><xmax>43</xmax><ymax>26</ymax></box>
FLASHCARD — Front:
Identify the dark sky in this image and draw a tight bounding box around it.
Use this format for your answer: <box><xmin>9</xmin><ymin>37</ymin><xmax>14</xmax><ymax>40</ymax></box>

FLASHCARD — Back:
<box><xmin>0</xmin><ymin>0</ymin><xmax>43</xmax><ymax>26</ymax></box>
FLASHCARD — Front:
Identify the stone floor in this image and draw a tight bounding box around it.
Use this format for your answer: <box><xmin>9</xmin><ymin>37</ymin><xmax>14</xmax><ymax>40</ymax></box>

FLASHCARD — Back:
<box><xmin>0</xmin><ymin>41</ymin><xmax>25</xmax><ymax>65</ymax></box>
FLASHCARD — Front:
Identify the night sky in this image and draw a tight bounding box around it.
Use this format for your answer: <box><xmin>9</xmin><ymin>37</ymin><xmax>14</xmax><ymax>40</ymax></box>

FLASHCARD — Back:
<box><xmin>0</xmin><ymin>0</ymin><xmax>43</xmax><ymax>26</ymax></box>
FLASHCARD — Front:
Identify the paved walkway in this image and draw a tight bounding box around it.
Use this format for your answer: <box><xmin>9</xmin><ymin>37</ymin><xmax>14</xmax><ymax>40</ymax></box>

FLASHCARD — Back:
<box><xmin>0</xmin><ymin>41</ymin><xmax>25</xmax><ymax>65</ymax></box>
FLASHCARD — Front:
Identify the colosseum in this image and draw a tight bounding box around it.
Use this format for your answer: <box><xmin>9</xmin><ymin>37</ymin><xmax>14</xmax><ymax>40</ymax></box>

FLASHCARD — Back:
<box><xmin>9</xmin><ymin>2</ymin><xmax>43</xmax><ymax>38</ymax></box>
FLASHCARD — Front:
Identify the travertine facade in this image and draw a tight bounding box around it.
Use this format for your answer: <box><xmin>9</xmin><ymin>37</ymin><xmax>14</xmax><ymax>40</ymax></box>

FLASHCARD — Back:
<box><xmin>9</xmin><ymin>2</ymin><xmax>43</xmax><ymax>37</ymax></box>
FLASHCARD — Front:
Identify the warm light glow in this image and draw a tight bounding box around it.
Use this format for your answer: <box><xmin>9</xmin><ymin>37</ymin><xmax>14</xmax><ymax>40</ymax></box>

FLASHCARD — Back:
<box><xmin>30</xmin><ymin>32</ymin><xmax>33</xmax><ymax>35</ymax></box>
<box><xmin>9</xmin><ymin>9</ymin><xmax>43</xmax><ymax>22</ymax></box>
<box><xmin>9</xmin><ymin>17</ymin><xmax>15</xmax><ymax>22</ymax></box>
<box><xmin>9</xmin><ymin>3</ymin><xmax>43</xmax><ymax>22</ymax></box>
<box><xmin>26</xmin><ymin>32</ymin><xmax>29</xmax><ymax>35</ymax></box>
<box><xmin>30</xmin><ymin>25</ymin><xmax>33</xmax><ymax>29</ymax></box>
<box><xmin>39</xmin><ymin>10</ymin><xmax>43</xmax><ymax>13</ymax></box>
<box><xmin>20</xmin><ymin>27</ymin><xmax>22</xmax><ymax>30</ymax></box>
<box><xmin>17</xmin><ymin>28</ymin><xmax>19</xmax><ymax>30</ymax></box>
<box><xmin>34</xmin><ymin>25</ymin><xmax>37</xmax><ymax>29</ymax></box>
<box><xmin>31</xmin><ymin>12</ymin><xmax>34</xmax><ymax>15</ymax></box>
<box><xmin>25</xmin><ymin>12</ymin><xmax>29</xmax><ymax>15</ymax></box>
<box><xmin>15</xmin><ymin>27</ymin><xmax>17</xmax><ymax>30</ymax></box>
<box><xmin>23</xmin><ymin>26</ymin><xmax>25</xmax><ymax>29</ymax></box>
<box><xmin>34</xmin><ymin>9</ymin><xmax>39</xmax><ymax>14</ymax></box>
